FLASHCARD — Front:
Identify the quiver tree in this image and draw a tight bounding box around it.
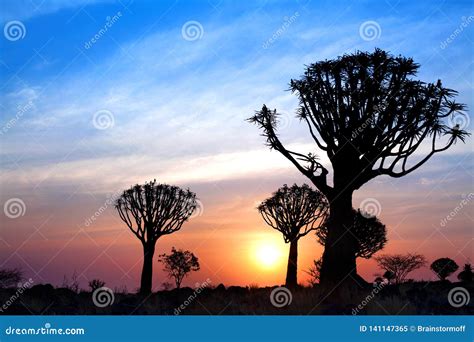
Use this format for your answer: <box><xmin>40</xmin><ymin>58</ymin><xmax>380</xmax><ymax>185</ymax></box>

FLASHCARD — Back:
<box><xmin>430</xmin><ymin>258</ymin><xmax>459</xmax><ymax>281</ymax></box>
<box><xmin>257</xmin><ymin>184</ymin><xmax>328</xmax><ymax>288</ymax></box>
<box><xmin>316</xmin><ymin>209</ymin><xmax>387</xmax><ymax>259</ymax></box>
<box><xmin>115</xmin><ymin>180</ymin><xmax>197</xmax><ymax>294</ymax></box>
<box><xmin>158</xmin><ymin>247</ymin><xmax>200</xmax><ymax>289</ymax></box>
<box><xmin>248</xmin><ymin>49</ymin><xmax>469</xmax><ymax>288</ymax></box>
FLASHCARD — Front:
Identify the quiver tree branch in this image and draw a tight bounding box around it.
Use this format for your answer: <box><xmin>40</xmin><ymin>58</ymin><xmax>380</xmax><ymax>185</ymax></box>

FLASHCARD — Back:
<box><xmin>248</xmin><ymin>107</ymin><xmax>333</xmax><ymax>198</ymax></box>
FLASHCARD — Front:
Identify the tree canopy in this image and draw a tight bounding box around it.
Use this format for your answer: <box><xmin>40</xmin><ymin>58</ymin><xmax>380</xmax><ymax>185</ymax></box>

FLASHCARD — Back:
<box><xmin>430</xmin><ymin>258</ymin><xmax>459</xmax><ymax>280</ymax></box>
<box><xmin>316</xmin><ymin>209</ymin><xmax>387</xmax><ymax>259</ymax></box>
<box><xmin>375</xmin><ymin>253</ymin><xmax>426</xmax><ymax>284</ymax></box>
<box><xmin>257</xmin><ymin>183</ymin><xmax>329</xmax><ymax>242</ymax></box>
<box><xmin>158</xmin><ymin>247</ymin><xmax>200</xmax><ymax>289</ymax></box>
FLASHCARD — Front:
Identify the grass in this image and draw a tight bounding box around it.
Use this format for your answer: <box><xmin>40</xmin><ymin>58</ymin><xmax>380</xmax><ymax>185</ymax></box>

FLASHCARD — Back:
<box><xmin>0</xmin><ymin>281</ymin><xmax>472</xmax><ymax>315</ymax></box>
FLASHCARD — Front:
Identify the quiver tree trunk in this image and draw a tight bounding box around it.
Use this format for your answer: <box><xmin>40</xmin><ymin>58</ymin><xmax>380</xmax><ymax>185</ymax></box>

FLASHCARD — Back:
<box><xmin>140</xmin><ymin>243</ymin><xmax>156</xmax><ymax>294</ymax></box>
<box><xmin>285</xmin><ymin>239</ymin><xmax>298</xmax><ymax>288</ymax></box>
<box><xmin>319</xmin><ymin>190</ymin><xmax>358</xmax><ymax>288</ymax></box>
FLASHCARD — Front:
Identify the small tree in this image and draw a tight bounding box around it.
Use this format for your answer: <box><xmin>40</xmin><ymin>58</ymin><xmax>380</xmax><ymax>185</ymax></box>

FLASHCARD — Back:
<box><xmin>158</xmin><ymin>247</ymin><xmax>200</xmax><ymax>289</ymax></box>
<box><xmin>430</xmin><ymin>258</ymin><xmax>459</xmax><ymax>281</ymax></box>
<box><xmin>115</xmin><ymin>180</ymin><xmax>197</xmax><ymax>294</ymax></box>
<box><xmin>88</xmin><ymin>279</ymin><xmax>106</xmax><ymax>291</ymax></box>
<box><xmin>306</xmin><ymin>258</ymin><xmax>322</xmax><ymax>287</ymax></box>
<box><xmin>457</xmin><ymin>264</ymin><xmax>473</xmax><ymax>283</ymax></box>
<box><xmin>316</xmin><ymin>209</ymin><xmax>387</xmax><ymax>259</ymax></box>
<box><xmin>0</xmin><ymin>268</ymin><xmax>22</xmax><ymax>288</ymax></box>
<box><xmin>257</xmin><ymin>184</ymin><xmax>328</xmax><ymax>288</ymax></box>
<box><xmin>375</xmin><ymin>254</ymin><xmax>426</xmax><ymax>284</ymax></box>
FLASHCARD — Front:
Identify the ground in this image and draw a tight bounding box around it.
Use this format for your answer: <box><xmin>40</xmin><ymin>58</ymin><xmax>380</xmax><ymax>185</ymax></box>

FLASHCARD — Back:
<box><xmin>0</xmin><ymin>281</ymin><xmax>472</xmax><ymax>315</ymax></box>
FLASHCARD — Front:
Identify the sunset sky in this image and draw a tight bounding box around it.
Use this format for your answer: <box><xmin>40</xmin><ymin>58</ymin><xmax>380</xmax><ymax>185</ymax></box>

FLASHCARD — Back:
<box><xmin>0</xmin><ymin>0</ymin><xmax>472</xmax><ymax>291</ymax></box>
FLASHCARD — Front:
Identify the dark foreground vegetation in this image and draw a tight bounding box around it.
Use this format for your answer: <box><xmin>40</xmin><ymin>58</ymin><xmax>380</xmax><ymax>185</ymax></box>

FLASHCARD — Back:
<box><xmin>1</xmin><ymin>281</ymin><xmax>472</xmax><ymax>315</ymax></box>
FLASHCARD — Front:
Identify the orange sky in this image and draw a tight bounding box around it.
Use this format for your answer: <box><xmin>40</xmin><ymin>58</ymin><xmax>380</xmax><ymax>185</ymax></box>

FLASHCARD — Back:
<box><xmin>1</xmin><ymin>162</ymin><xmax>472</xmax><ymax>290</ymax></box>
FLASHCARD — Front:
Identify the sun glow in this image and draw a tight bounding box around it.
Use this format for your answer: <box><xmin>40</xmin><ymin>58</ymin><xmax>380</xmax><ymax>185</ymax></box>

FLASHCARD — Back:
<box><xmin>255</xmin><ymin>243</ymin><xmax>283</xmax><ymax>268</ymax></box>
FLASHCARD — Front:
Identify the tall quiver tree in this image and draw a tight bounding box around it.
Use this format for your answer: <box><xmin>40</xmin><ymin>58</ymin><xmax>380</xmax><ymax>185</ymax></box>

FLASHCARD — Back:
<box><xmin>115</xmin><ymin>180</ymin><xmax>197</xmax><ymax>294</ymax></box>
<box><xmin>249</xmin><ymin>49</ymin><xmax>469</xmax><ymax>288</ymax></box>
<box><xmin>257</xmin><ymin>184</ymin><xmax>328</xmax><ymax>288</ymax></box>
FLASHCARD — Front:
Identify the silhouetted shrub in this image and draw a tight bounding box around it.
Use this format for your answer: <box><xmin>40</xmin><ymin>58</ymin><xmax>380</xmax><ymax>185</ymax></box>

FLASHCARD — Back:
<box><xmin>0</xmin><ymin>268</ymin><xmax>22</xmax><ymax>288</ymax></box>
<box><xmin>458</xmin><ymin>264</ymin><xmax>473</xmax><ymax>283</ymax></box>
<box><xmin>88</xmin><ymin>279</ymin><xmax>106</xmax><ymax>291</ymax></box>
<box><xmin>430</xmin><ymin>258</ymin><xmax>458</xmax><ymax>281</ymax></box>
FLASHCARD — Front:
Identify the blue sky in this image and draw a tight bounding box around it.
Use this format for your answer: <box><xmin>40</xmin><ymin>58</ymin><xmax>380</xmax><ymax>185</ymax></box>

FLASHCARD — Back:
<box><xmin>0</xmin><ymin>0</ymin><xmax>472</xmax><ymax>287</ymax></box>
<box><xmin>1</xmin><ymin>0</ymin><xmax>472</xmax><ymax>186</ymax></box>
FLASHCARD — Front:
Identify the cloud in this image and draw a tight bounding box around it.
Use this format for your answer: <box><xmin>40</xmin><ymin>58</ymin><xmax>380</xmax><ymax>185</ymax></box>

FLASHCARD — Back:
<box><xmin>0</xmin><ymin>0</ymin><xmax>114</xmax><ymax>23</ymax></box>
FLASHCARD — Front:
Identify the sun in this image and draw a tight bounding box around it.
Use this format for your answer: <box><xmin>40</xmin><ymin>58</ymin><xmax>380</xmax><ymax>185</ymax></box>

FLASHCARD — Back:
<box><xmin>255</xmin><ymin>243</ymin><xmax>282</xmax><ymax>268</ymax></box>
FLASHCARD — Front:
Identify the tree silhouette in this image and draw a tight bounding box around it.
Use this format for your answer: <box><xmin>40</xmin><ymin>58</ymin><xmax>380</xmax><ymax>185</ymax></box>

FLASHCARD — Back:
<box><xmin>115</xmin><ymin>180</ymin><xmax>197</xmax><ymax>294</ymax></box>
<box><xmin>158</xmin><ymin>247</ymin><xmax>200</xmax><ymax>289</ymax></box>
<box><xmin>316</xmin><ymin>209</ymin><xmax>387</xmax><ymax>259</ymax></box>
<box><xmin>306</xmin><ymin>258</ymin><xmax>322</xmax><ymax>287</ymax></box>
<box><xmin>383</xmin><ymin>270</ymin><xmax>395</xmax><ymax>284</ymax></box>
<box><xmin>375</xmin><ymin>253</ymin><xmax>426</xmax><ymax>284</ymax></box>
<box><xmin>257</xmin><ymin>184</ymin><xmax>328</xmax><ymax>288</ymax></box>
<box><xmin>88</xmin><ymin>279</ymin><xmax>106</xmax><ymax>291</ymax></box>
<box><xmin>457</xmin><ymin>264</ymin><xmax>473</xmax><ymax>283</ymax></box>
<box><xmin>430</xmin><ymin>258</ymin><xmax>459</xmax><ymax>281</ymax></box>
<box><xmin>248</xmin><ymin>49</ymin><xmax>468</xmax><ymax>287</ymax></box>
